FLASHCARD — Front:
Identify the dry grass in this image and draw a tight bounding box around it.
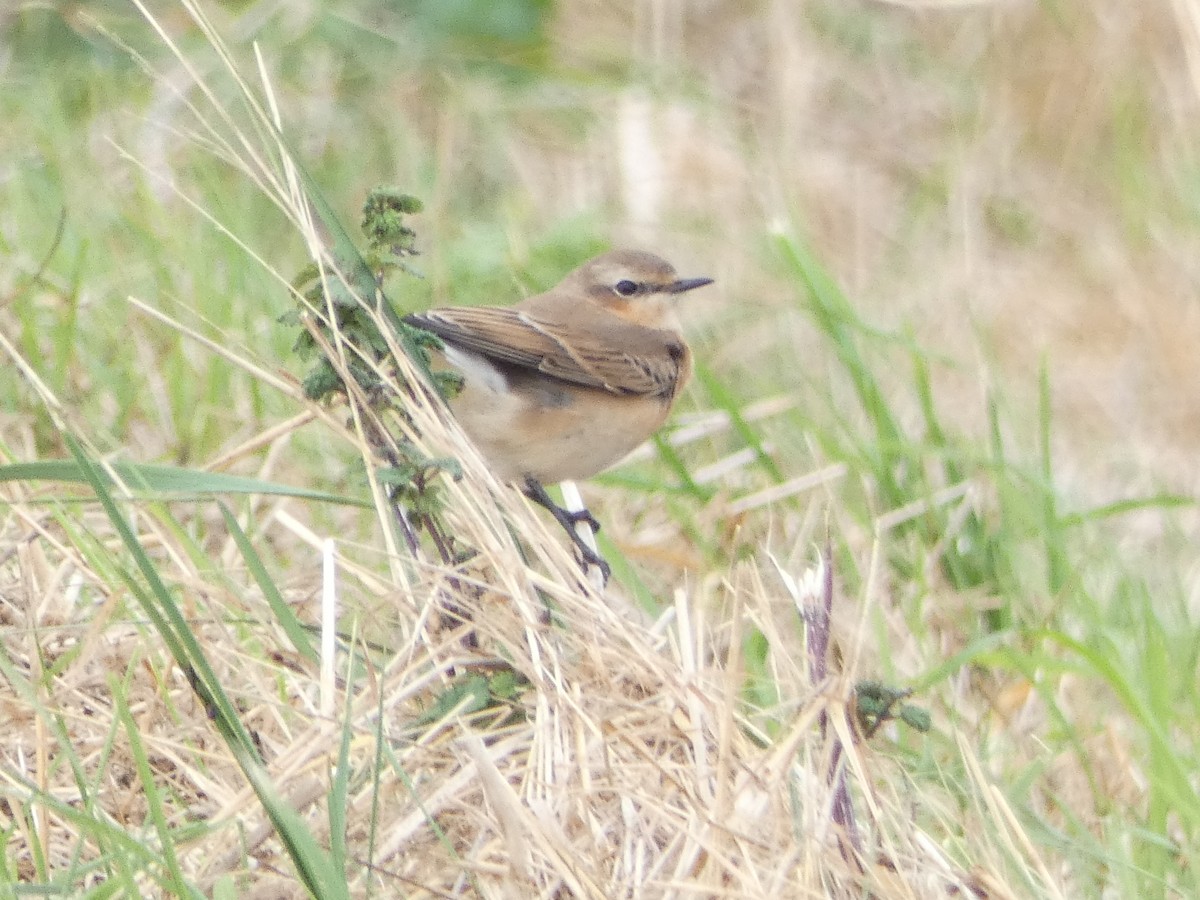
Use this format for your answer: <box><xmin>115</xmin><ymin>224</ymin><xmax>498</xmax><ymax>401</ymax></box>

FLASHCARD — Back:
<box><xmin>3</xmin><ymin>0</ymin><xmax>1200</xmax><ymax>896</ymax></box>
<box><xmin>0</xmin><ymin>472</ymin><xmax>1039</xmax><ymax>897</ymax></box>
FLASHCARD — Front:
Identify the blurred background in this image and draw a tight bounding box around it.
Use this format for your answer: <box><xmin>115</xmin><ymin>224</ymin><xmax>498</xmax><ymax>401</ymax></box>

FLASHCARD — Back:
<box><xmin>5</xmin><ymin>1</ymin><xmax>1200</xmax><ymax>498</ymax></box>
<box><xmin>1</xmin><ymin>2</ymin><xmax>1194</xmax><ymax>450</ymax></box>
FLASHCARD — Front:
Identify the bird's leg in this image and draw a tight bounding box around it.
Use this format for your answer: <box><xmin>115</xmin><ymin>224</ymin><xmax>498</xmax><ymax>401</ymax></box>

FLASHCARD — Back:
<box><xmin>522</xmin><ymin>479</ymin><xmax>601</xmax><ymax>532</ymax></box>
<box><xmin>522</xmin><ymin>477</ymin><xmax>611</xmax><ymax>582</ymax></box>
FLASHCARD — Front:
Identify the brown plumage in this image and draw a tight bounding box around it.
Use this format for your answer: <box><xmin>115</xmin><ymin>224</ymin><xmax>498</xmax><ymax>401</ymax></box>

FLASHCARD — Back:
<box><xmin>405</xmin><ymin>249</ymin><xmax>711</xmax><ymax>484</ymax></box>
<box><xmin>404</xmin><ymin>249</ymin><xmax>713</xmax><ymax>579</ymax></box>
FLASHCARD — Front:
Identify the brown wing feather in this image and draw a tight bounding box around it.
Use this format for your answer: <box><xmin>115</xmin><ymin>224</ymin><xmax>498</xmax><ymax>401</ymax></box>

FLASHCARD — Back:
<box><xmin>405</xmin><ymin>308</ymin><xmax>558</xmax><ymax>375</ymax></box>
<box><xmin>404</xmin><ymin>307</ymin><xmax>681</xmax><ymax>396</ymax></box>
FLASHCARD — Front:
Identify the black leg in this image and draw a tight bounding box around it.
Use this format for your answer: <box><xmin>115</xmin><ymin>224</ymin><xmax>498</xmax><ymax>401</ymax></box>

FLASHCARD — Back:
<box><xmin>522</xmin><ymin>477</ymin><xmax>611</xmax><ymax>582</ymax></box>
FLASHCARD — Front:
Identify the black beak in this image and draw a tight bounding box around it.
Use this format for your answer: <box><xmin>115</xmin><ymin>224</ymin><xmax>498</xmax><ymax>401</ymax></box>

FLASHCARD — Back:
<box><xmin>665</xmin><ymin>276</ymin><xmax>714</xmax><ymax>294</ymax></box>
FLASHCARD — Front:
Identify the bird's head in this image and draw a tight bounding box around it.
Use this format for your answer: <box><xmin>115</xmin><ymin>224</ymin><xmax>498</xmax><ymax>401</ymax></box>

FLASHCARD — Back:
<box><xmin>566</xmin><ymin>249</ymin><xmax>713</xmax><ymax>328</ymax></box>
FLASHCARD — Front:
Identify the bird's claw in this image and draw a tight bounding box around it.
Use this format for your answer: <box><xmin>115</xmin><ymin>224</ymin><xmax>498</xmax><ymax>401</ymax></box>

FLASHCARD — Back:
<box><xmin>573</xmin><ymin>541</ymin><xmax>611</xmax><ymax>584</ymax></box>
<box><xmin>565</xmin><ymin>508</ymin><xmax>601</xmax><ymax>533</ymax></box>
<box><xmin>523</xmin><ymin>477</ymin><xmax>611</xmax><ymax>584</ymax></box>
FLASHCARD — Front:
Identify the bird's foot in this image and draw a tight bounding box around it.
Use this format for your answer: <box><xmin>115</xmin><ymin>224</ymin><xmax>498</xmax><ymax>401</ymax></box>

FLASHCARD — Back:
<box><xmin>571</xmin><ymin>540</ymin><xmax>611</xmax><ymax>583</ymax></box>
<box><xmin>523</xmin><ymin>477</ymin><xmax>611</xmax><ymax>584</ymax></box>
<box><xmin>563</xmin><ymin>507</ymin><xmax>601</xmax><ymax>533</ymax></box>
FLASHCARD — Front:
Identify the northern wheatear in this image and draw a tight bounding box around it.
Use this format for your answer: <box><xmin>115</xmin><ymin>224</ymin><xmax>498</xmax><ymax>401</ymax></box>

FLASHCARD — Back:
<box><xmin>405</xmin><ymin>249</ymin><xmax>713</xmax><ymax>576</ymax></box>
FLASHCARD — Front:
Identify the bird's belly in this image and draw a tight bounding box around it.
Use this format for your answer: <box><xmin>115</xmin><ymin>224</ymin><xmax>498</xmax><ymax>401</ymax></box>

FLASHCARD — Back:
<box><xmin>439</xmin><ymin>350</ymin><xmax>672</xmax><ymax>483</ymax></box>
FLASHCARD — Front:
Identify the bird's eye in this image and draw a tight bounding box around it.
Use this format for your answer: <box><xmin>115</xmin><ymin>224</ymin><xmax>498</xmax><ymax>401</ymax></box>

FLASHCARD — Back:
<box><xmin>614</xmin><ymin>279</ymin><xmax>639</xmax><ymax>297</ymax></box>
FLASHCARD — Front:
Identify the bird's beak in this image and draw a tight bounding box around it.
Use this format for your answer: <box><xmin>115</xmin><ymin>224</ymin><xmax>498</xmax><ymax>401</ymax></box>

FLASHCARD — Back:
<box><xmin>664</xmin><ymin>277</ymin><xmax>714</xmax><ymax>294</ymax></box>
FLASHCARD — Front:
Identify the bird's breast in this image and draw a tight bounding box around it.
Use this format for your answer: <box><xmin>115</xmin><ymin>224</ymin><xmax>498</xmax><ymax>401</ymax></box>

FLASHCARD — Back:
<box><xmin>442</xmin><ymin>359</ymin><xmax>675</xmax><ymax>483</ymax></box>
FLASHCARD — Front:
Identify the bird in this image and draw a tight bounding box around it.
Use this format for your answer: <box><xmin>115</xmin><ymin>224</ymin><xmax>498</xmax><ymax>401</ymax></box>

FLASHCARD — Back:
<box><xmin>403</xmin><ymin>249</ymin><xmax>713</xmax><ymax>578</ymax></box>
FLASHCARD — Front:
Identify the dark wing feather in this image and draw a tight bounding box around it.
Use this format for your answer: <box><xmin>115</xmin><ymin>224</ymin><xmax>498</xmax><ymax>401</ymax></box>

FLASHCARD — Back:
<box><xmin>404</xmin><ymin>307</ymin><xmax>680</xmax><ymax>396</ymax></box>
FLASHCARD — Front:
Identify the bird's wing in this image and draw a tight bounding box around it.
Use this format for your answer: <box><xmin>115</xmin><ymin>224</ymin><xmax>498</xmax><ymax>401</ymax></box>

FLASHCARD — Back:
<box><xmin>404</xmin><ymin>306</ymin><xmax>682</xmax><ymax>396</ymax></box>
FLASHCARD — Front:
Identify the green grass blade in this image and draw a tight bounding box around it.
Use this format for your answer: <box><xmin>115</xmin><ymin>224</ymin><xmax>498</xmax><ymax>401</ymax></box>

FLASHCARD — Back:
<box><xmin>65</xmin><ymin>434</ymin><xmax>259</xmax><ymax>761</ymax></box>
<box><xmin>1043</xmin><ymin>628</ymin><xmax>1200</xmax><ymax>824</ymax></box>
<box><xmin>1038</xmin><ymin>362</ymin><xmax>1069</xmax><ymax>595</ymax></box>
<box><xmin>65</xmin><ymin>434</ymin><xmax>349</xmax><ymax>897</ymax></box>
<box><xmin>0</xmin><ymin>459</ymin><xmax>370</xmax><ymax>508</ymax></box>
<box><xmin>773</xmin><ymin>229</ymin><xmax>904</xmax><ymax>501</ymax></box>
<box><xmin>219</xmin><ymin>501</ymin><xmax>318</xmax><ymax>663</ymax></box>
<box><xmin>692</xmin><ymin>361</ymin><xmax>784</xmax><ymax>483</ymax></box>
<box><xmin>649</xmin><ymin>431</ymin><xmax>711</xmax><ymax>501</ymax></box>
<box><xmin>112</xmin><ymin>681</ymin><xmax>201</xmax><ymax>899</ymax></box>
